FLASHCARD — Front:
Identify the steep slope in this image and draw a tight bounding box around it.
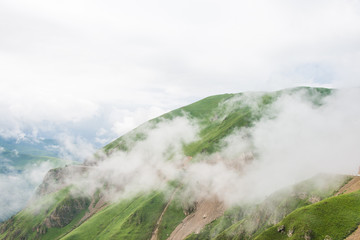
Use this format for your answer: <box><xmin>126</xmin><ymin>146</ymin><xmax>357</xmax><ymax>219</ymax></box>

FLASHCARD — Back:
<box><xmin>0</xmin><ymin>87</ymin><xmax>339</xmax><ymax>240</ymax></box>
<box><xmin>0</xmin><ymin>138</ymin><xmax>68</xmax><ymax>222</ymax></box>
<box><xmin>0</xmin><ymin>187</ymin><xmax>90</xmax><ymax>240</ymax></box>
<box><xmin>62</xmin><ymin>192</ymin><xmax>165</xmax><ymax>240</ymax></box>
<box><xmin>102</xmin><ymin>86</ymin><xmax>331</xmax><ymax>158</ymax></box>
<box><xmin>184</xmin><ymin>174</ymin><xmax>349</xmax><ymax>240</ymax></box>
<box><xmin>255</xmin><ymin>190</ymin><xmax>360</xmax><ymax>240</ymax></box>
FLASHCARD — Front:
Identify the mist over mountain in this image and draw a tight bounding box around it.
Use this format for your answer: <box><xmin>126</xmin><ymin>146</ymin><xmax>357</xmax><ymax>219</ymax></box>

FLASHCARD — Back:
<box><xmin>1</xmin><ymin>1</ymin><xmax>360</xmax><ymax>239</ymax></box>
<box><xmin>1</xmin><ymin>87</ymin><xmax>360</xmax><ymax>240</ymax></box>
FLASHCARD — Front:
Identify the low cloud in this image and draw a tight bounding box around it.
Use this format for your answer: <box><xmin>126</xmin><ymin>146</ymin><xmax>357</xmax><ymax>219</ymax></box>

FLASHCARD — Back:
<box><xmin>182</xmin><ymin>88</ymin><xmax>360</xmax><ymax>206</ymax></box>
<box><xmin>56</xmin><ymin>134</ymin><xmax>97</xmax><ymax>162</ymax></box>
<box><xmin>0</xmin><ymin>161</ymin><xmax>61</xmax><ymax>221</ymax></box>
<box><xmin>109</xmin><ymin>106</ymin><xmax>168</xmax><ymax>137</ymax></box>
<box><xmin>13</xmin><ymin>89</ymin><xmax>360</xmax><ymax>213</ymax></box>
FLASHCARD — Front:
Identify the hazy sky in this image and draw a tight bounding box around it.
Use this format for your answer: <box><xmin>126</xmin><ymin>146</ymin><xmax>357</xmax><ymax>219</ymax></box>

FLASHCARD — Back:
<box><xmin>1</xmin><ymin>0</ymin><xmax>360</xmax><ymax>148</ymax></box>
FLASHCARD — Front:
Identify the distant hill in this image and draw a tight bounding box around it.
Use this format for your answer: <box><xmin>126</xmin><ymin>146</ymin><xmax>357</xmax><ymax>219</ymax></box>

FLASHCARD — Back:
<box><xmin>0</xmin><ymin>137</ymin><xmax>67</xmax><ymax>222</ymax></box>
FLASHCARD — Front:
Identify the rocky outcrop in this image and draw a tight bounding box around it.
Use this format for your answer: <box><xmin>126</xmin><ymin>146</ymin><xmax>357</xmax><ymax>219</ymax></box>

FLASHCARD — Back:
<box><xmin>35</xmin><ymin>165</ymin><xmax>91</xmax><ymax>196</ymax></box>
<box><xmin>43</xmin><ymin>196</ymin><xmax>90</xmax><ymax>228</ymax></box>
<box><xmin>277</xmin><ymin>225</ymin><xmax>285</xmax><ymax>233</ymax></box>
<box><xmin>304</xmin><ymin>230</ymin><xmax>312</xmax><ymax>240</ymax></box>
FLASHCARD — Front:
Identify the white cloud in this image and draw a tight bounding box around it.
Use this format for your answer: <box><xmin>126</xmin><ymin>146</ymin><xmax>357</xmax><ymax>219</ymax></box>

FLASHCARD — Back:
<box><xmin>0</xmin><ymin>0</ymin><xmax>359</xmax><ymax>156</ymax></box>
<box><xmin>110</xmin><ymin>106</ymin><xmax>168</xmax><ymax>136</ymax></box>
<box><xmin>0</xmin><ymin>161</ymin><xmax>61</xmax><ymax>221</ymax></box>
<box><xmin>56</xmin><ymin>134</ymin><xmax>96</xmax><ymax>162</ymax></box>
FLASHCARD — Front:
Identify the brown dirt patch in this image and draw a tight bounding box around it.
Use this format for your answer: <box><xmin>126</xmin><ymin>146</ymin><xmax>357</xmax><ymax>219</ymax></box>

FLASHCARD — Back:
<box><xmin>346</xmin><ymin>226</ymin><xmax>360</xmax><ymax>240</ymax></box>
<box><xmin>167</xmin><ymin>198</ymin><xmax>225</xmax><ymax>240</ymax></box>
<box><xmin>335</xmin><ymin>176</ymin><xmax>360</xmax><ymax>196</ymax></box>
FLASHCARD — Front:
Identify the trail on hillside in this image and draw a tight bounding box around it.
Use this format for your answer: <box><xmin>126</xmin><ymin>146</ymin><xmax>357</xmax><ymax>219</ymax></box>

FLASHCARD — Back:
<box><xmin>346</xmin><ymin>227</ymin><xmax>360</xmax><ymax>240</ymax></box>
<box><xmin>335</xmin><ymin>176</ymin><xmax>360</xmax><ymax>196</ymax></box>
<box><xmin>151</xmin><ymin>189</ymin><xmax>178</xmax><ymax>240</ymax></box>
<box><xmin>167</xmin><ymin>198</ymin><xmax>225</xmax><ymax>240</ymax></box>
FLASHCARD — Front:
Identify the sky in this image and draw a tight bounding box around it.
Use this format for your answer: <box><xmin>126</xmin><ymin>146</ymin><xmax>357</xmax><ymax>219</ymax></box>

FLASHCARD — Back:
<box><xmin>1</xmin><ymin>0</ymin><xmax>360</xmax><ymax>151</ymax></box>
<box><xmin>1</xmin><ymin>0</ymin><xmax>360</xmax><ymax>222</ymax></box>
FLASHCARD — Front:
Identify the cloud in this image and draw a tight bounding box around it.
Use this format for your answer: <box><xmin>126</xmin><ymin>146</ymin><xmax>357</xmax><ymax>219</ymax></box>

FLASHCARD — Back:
<box><xmin>1</xmin><ymin>0</ymin><xmax>360</xmax><ymax>146</ymax></box>
<box><xmin>1</xmin><ymin>0</ymin><xmax>360</xmax><ymax>218</ymax></box>
<box><xmin>181</xmin><ymin>88</ymin><xmax>360</xmax><ymax>205</ymax></box>
<box><xmin>56</xmin><ymin>134</ymin><xmax>97</xmax><ymax>162</ymax></box>
<box><xmin>48</xmin><ymin>89</ymin><xmax>359</xmax><ymax>209</ymax></box>
<box><xmin>71</xmin><ymin>116</ymin><xmax>199</xmax><ymax>200</ymax></box>
<box><xmin>0</xmin><ymin>161</ymin><xmax>60</xmax><ymax>221</ymax></box>
<box><xmin>109</xmin><ymin>106</ymin><xmax>167</xmax><ymax>136</ymax></box>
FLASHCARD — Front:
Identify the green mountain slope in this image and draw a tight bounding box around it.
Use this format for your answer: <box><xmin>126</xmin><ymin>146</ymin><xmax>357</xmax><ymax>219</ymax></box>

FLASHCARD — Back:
<box><xmin>0</xmin><ymin>187</ymin><xmax>90</xmax><ymax>240</ymax></box>
<box><xmin>0</xmin><ymin>138</ymin><xmax>69</xmax><ymax>222</ymax></box>
<box><xmin>103</xmin><ymin>86</ymin><xmax>331</xmax><ymax>157</ymax></box>
<box><xmin>184</xmin><ymin>174</ymin><xmax>350</xmax><ymax>240</ymax></box>
<box><xmin>62</xmin><ymin>192</ymin><xmax>165</xmax><ymax>240</ymax></box>
<box><xmin>255</xmin><ymin>190</ymin><xmax>360</xmax><ymax>240</ymax></box>
<box><xmin>2</xmin><ymin>87</ymin><xmax>351</xmax><ymax>240</ymax></box>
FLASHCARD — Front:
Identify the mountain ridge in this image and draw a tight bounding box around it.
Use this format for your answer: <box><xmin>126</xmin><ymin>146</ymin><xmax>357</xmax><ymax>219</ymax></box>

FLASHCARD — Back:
<box><xmin>2</xmin><ymin>86</ymin><xmax>358</xmax><ymax>240</ymax></box>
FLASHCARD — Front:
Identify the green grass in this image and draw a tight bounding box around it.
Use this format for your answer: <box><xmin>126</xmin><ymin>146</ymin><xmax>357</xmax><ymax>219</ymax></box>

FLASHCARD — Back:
<box><xmin>184</xmin><ymin>174</ymin><xmax>349</xmax><ymax>240</ymax></box>
<box><xmin>0</xmin><ymin>187</ymin><xmax>90</xmax><ymax>240</ymax></box>
<box><xmin>1</xmin><ymin>87</ymin><xmax>340</xmax><ymax>240</ymax></box>
<box><xmin>256</xmin><ymin>190</ymin><xmax>360</xmax><ymax>240</ymax></box>
<box><xmin>43</xmin><ymin>208</ymin><xmax>88</xmax><ymax>240</ymax></box>
<box><xmin>0</xmin><ymin>187</ymin><xmax>70</xmax><ymax>239</ymax></box>
<box><xmin>157</xmin><ymin>193</ymin><xmax>187</xmax><ymax>240</ymax></box>
<box><xmin>167</xmin><ymin>94</ymin><xmax>236</xmax><ymax>120</ymax></box>
<box><xmin>183</xmin><ymin>108</ymin><xmax>253</xmax><ymax>156</ymax></box>
<box><xmin>102</xmin><ymin>93</ymin><xmax>234</xmax><ymax>154</ymax></box>
<box><xmin>61</xmin><ymin>192</ymin><xmax>166</xmax><ymax>240</ymax></box>
<box><xmin>103</xmin><ymin>87</ymin><xmax>332</xmax><ymax>158</ymax></box>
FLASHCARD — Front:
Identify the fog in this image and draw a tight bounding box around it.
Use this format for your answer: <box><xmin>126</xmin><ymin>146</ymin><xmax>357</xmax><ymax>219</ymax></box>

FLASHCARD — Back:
<box><xmin>39</xmin><ymin>88</ymin><xmax>360</xmax><ymax>209</ymax></box>
<box><xmin>0</xmin><ymin>161</ymin><xmax>60</xmax><ymax>221</ymax></box>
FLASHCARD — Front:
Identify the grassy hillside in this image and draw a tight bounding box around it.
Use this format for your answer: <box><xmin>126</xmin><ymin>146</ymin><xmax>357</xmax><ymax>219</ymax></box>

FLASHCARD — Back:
<box><xmin>62</xmin><ymin>192</ymin><xmax>165</xmax><ymax>240</ymax></box>
<box><xmin>1</xmin><ymin>87</ymin><xmax>344</xmax><ymax>240</ymax></box>
<box><xmin>185</xmin><ymin>174</ymin><xmax>349</xmax><ymax>240</ymax></box>
<box><xmin>102</xmin><ymin>93</ymin><xmax>236</xmax><ymax>154</ymax></box>
<box><xmin>255</xmin><ymin>190</ymin><xmax>360</xmax><ymax>240</ymax></box>
<box><xmin>103</xmin><ymin>87</ymin><xmax>332</xmax><ymax>157</ymax></box>
<box><xmin>0</xmin><ymin>187</ymin><xmax>90</xmax><ymax>240</ymax></box>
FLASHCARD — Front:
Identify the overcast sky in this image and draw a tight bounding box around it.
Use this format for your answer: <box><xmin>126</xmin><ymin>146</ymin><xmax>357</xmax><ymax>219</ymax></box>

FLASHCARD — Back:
<box><xmin>1</xmin><ymin>0</ymin><xmax>360</xmax><ymax>150</ymax></box>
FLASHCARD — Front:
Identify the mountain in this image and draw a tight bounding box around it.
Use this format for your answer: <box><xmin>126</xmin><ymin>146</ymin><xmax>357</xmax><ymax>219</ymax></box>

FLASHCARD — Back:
<box><xmin>0</xmin><ymin>137</ymin><xmax>67</xmax><ymax>222</ymax></box>
<box><xmin>0</xmin><ymin>137</ymin><xmax>62</xmax><ymax>174</ymax></box>
<box><xmin>1</xmin><ymin>87</ymin><xmax>359</xmax><ymax>240</ymax></box>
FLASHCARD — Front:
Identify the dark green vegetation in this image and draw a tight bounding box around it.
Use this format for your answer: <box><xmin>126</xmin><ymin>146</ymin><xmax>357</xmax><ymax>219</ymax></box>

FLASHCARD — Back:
<box><xmin>3</xmin><ymin>87</ymin><xmax>356</xmax><ymax>240</ymax></box>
